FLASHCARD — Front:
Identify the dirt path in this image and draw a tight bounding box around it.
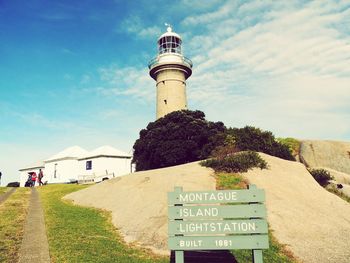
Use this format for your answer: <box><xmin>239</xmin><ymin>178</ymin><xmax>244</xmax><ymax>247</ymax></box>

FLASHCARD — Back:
<box><xmin>0</xmin><ymin>187</ymin><xmax>16</xmax><ymax>205</ymax></box>
<box><xmin>18</xmin><ymin>188</ymin><xmax>51</xmax><ymax>263</ymax></box>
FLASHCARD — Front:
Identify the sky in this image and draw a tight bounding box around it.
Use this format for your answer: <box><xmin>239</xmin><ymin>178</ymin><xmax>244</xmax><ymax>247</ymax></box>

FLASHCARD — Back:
<box><xmin>0</xmin><ymin>0</ymin><xmax>349</xmax><ymax>185</ymax></box>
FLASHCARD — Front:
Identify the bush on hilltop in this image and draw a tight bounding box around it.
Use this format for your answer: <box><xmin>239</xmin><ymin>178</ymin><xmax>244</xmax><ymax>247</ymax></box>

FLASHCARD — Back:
<box><xmin>132</xmin><ymin>110</ymin><xmax>226</xmax><ymax>171</ymax></box>
<box><xmin>227</xmin><ymin>126</ymin><xmax>295</xmax><ymax>161</ymax></box>
<box><xmin>201</xmin><ymin>151</ymin><xmax>268</xmax><ymax>173</ymax></box>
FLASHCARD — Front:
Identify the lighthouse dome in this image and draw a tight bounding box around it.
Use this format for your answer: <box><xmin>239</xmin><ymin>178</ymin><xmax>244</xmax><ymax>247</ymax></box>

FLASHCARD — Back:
<box><xmin>157</xmin><ymin>25</ymin><xmax>182</xmax><ymax>55</ymax></box>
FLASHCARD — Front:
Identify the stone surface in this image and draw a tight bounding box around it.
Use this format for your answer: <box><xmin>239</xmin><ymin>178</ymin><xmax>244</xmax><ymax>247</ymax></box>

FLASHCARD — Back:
<box><xmin>244</xmin><ymin>153</ymin><xmax>350</xmax><ymax>263</ymax></box>
<box><xmin>65</xmin><ymin>155</ymin><xmax>350</xmax><ymax>262</ymax></box>
<box><xmin>299</xmin><ymin>140</ymin><xmax>350</xmax><ymax>174</ymax></box>
<box><xmin>322</xmin><ymin>167</ymin><xmax>350</xmax><ymax>185</ymax></box>
<box><xmin>65</xmin><ymin>161</ymin><xmax>216</xmax><ymax>255</ymax></box>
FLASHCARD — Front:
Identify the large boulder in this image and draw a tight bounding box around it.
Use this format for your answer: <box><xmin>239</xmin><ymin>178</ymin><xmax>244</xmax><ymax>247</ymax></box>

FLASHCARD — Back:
<box><xmin>299</xmin><ymin>140</ymin><xmax>350</xmax><ymax>174</ymax></box>
<box><xmin>65</xmin><ymin>161</ymin><xmax>216</xmax><ymax>255</ymax></box>
<box><xmin>244</xmin><ymin>153</ymin><xmax>350</xmax><ymax>263</ymax></box>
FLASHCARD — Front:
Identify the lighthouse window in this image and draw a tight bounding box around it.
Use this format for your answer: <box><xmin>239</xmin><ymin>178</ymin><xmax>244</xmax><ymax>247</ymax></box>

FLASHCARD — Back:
<box><xmin>164</xmin><ymin>99</ymin><xmax>167</xmax><ymax>105</ymax></box>
<box><xmin>158</xmin><ymin>36</ymin><xmax>182</xmax><ymax>54</ymax></box>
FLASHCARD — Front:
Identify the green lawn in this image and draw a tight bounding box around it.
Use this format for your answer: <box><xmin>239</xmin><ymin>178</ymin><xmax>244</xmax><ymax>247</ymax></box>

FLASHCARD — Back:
<box><xmin>0</xmin><ymin>187</ymin><xmax>31</xmax><ymax>262</ymax></box>
<box><xmin>38</xmin><ymin>185</ymin><xmax>168</xmax><ymax>263</ymax></box>
<box><xmin>215</xmin><ymin>173</ymin><xmax>299</xmax><ymax>263</ymax></box>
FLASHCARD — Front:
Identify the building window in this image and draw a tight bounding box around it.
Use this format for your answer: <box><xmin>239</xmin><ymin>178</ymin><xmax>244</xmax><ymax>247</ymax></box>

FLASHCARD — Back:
<box><xmin>86</xmin><ymin>161</ymin><xmax>92</xmax><ymax>170</ymax></box>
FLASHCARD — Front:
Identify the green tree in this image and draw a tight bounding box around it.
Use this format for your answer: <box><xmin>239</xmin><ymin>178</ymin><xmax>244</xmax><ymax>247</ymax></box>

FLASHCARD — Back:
<box><xmin>132</xmin><ymin>110</ymin><xmax>226</xmax><ymax>171</ymax></box>
<box><xmin>227</xmin><ymin>126</ymin><xmax>295</xmax><ymax>161</ymax></box>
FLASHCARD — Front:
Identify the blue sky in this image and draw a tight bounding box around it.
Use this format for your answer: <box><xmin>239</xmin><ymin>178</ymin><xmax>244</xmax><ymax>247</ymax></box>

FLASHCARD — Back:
<box><xmin>1</xmin><ymin>0</ymin><xmax>350</xmax><ymax>185</ymax></box>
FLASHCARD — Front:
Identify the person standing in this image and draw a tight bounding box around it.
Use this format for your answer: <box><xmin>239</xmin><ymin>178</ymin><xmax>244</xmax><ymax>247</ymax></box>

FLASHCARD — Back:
<box><xmin>31</xmin><ymin>172</ymin><xmax>37</xmax><ymax>187</ymax></box>
<box><xmin>0</xmin><ymin>171</ymin><xmax>2</xmax><ymax>186</ymax></box>
<box><xmin>38</xmin><ymin>169</ymin><xmax>44</xmax><ymax>186</ymax></box>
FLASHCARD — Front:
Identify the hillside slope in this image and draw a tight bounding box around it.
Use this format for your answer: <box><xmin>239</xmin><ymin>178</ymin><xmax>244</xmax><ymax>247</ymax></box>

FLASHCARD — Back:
<box><xmin>244</xmin><ymin>153</ymin><xmax>350</xmax><ymax>263</ymax></box>
<box><xmin>65</xmin><ymin>162</ymin><xmax>216</xmax><ymax>254</ymax></box>
<box><xmin>66</xmin><ymin>154</ymin><xmax>350</xmax><ymax>262</ymax></box>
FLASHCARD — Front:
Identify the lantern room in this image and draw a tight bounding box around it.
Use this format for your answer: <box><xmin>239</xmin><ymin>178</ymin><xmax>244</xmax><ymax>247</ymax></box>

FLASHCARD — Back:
<box><xmin>157</xmin><ymin>25</ymin><xmax>182</xmax><ymax>55</ymax></box>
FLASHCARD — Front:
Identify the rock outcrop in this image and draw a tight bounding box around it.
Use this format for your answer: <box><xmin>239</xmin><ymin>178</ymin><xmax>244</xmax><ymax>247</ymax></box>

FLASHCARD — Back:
<box><xmin>299</xmin><ymin>140</ymin><xmax>350</xmax><ymax>174</ymax></box>
<box><xmin>244</xmin><ymin>153</ymin><xmax>350</xmax><ymax>263</ymax></box>
<box><xmin>299</xmin><ymin>140</ymin><xmax>350</xmax><ymax>198</ymax></box>
<box><xmin>64</xmin><ymin>162</ymin><xmax>216</xmax><ymax>255</ymax></box>
<box><xmin>66</xmin><ymin>154</ymin><xmax>350</xmax><ymax>262</ymax></box>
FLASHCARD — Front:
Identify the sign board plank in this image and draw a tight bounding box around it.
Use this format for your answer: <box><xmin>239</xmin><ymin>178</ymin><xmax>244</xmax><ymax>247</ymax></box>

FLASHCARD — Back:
<box><xmin>168</xmin><ymin>204</ymin><xmax>266</xmax><ymax>219</ymax></box>
<box><xmin>168</xmin><ymin>235</ymin><xmax>269</xmax><ymax>250</ymax></box>
<box><xmin>168</xmin><ymin>219</ymin><xmax>268</xmax><ymax>235</ymax></box>
<box><xmin>168</xmin><ymin>189</ymin><xmax>265</xmax><ymax>205</ymax></box>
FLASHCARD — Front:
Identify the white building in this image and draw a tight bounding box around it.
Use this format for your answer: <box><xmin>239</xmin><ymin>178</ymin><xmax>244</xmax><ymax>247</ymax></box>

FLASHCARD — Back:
<box><xmin>19</xmin><ymin>160</ymin><xmax>45</xmax><ymax>187</ymax></box>
<box><xmin>44</xmin><ymin>146</ymin><xmax>89</xmax><ymax>184</ymax></box>
<box><xmin>19</xmin><ymin>145</ymin><xmax>132</xmax><ymax>186</ymax></box>
<box><xmin>77</xmin><ymin>145</ymin><xmax>132</xmax><ymax>182</ymax></box>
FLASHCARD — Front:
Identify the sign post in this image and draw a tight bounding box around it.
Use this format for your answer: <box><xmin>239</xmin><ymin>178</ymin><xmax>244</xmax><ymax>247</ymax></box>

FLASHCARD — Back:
<box><xmin>168</xmin><ymin>185</ymin><xmax>269</xmax><ymax>262</ymax></box>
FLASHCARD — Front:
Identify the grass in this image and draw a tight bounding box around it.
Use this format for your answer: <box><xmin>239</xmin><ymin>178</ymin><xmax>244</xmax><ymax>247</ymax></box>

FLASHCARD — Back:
<box><xmin>0</xmin><ymin>186</ymin><xmax>9</xmax><ymax>195</ymax></box>
<box><xmin>277</xmin><ymin>137</ymin><xmax>300</xmax><ymax>158</ymax></box>
<box><xmin>216</xmin><ymin>172</ymin><xmax>248</xmax><ymax>190</ymax></box>
<box><xmin>38</xmin><ymin>184</ymin><xmax>168</xmax><ymax>263</ymax></box>
<box><xmin>215</xmin><ymin>173</ymin><xmax>299</xmax><ymax>263</ymax></box>
<box><xmin>0</xmin><ymin>187</ymin><xmax>31</xmax><ymax>262</ymax></box>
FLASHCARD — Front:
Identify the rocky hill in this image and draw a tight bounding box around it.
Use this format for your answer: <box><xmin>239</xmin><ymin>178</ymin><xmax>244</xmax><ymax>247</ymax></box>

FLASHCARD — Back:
<box><xmin>299</xmin><ymin>140</ymin><xmax>350</xmax><ymax>174</ymax></box>
<box><xmin>299</xmin><ymin>140</ymin><xmax>350</xmax><ymax>198</ymax></box>
<box><xmin>66</xmin><ymin>153</ymin><xmax>350</xmax><ymax>263</ymax></box>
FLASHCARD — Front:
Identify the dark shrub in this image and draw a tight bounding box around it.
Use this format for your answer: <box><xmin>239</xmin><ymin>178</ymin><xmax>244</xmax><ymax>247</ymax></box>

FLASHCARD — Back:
<box><xmin>227</xmin><ymin>126</ymin><xmax>295</xmax><ymax>161</ymax></box>
<box><xmin>201</xmin><ymin>151</ymin><xmax>268</xmax><ymax>173</ymax></box>
<box><xmin>309</xmin><ymin>169</ymin><xmax>333</xmax><ymax>187</ymax></box>
<box><xmin>132</xmin><ymin>110</ymin><xmax>226</xmax><ymax>171</ymax></box>
<box><xmin>6</xmin><ymin>182</ymin><xmax>20</xmax><ymax>187</ymax></box>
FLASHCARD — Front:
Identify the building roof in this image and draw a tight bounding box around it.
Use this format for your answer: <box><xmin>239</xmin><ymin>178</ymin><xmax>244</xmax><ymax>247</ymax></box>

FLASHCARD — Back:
<box><xmin>45</xmin><ymin>146</ymin><xmax>89</xmax><ymax>162</ymax></box>
<box><xmin>19</xmin><ymin>160</ymin><xmax>45</xmax><ymax>171</ymax></box>
<box><xmin>158</xmin><ymin>25</ymin><xmax>181</xmax><ymax>41</ymax></box>
<box><xmin>79</xmin><ymin>145</ymin><xmax>131</xmax><ymax>160</ymax></box>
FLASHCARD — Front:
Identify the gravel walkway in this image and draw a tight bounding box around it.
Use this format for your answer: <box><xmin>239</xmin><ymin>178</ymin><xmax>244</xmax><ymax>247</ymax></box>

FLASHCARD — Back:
<box><xmin>18</xmin><ymin>188</ymin><xmax>51</xmax><ymax>263</ymax></box>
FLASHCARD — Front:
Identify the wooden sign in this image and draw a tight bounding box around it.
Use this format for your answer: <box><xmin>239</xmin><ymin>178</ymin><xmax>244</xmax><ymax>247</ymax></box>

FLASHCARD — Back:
<box><xmin>168</xmin><ymin>189</ymin><xmax>265</xmax><ymax>205</ymax></box>
<box><xmin>168</xmin><ymin>185</ymin><xmax>269</xmax><ymax>263</ymax></box>
<box><xmin>168</xmin><ymin>235</ymin><xmax>269</xmax><ymax>250</ymax></box>
<box><xmin>168</xmin><ymin>204</ymin><xmax>266</xmax><ymax>219</ymax></box>
<box><xmin>168</xmin><ymin>219</ymin><xmax>268</xmax><ymax>235</ymax></box>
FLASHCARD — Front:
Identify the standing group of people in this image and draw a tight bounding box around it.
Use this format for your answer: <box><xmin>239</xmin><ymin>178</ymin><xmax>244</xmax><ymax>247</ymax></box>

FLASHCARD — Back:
<box><xmin>25</xmin><ymin>169</ymin><xmax>44</xmax><ymax>187</ymax></box>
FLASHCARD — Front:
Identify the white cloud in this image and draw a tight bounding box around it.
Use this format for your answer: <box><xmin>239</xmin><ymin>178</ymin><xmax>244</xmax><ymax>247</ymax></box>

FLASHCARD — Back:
<box><xmin>97</xmin><ymin>65</ymin><xmax>155</xmax><ymax>103</ymax></box>
<box><xmin>120</xmin><ymin>15</ymin><xmax>161</xmax><ymax>39</ymax></box>
<box><xmin>180</xmin><ymin>0</ymin><xmax>350</xmax><ymax>140</ymax></box>
<box><xmin>77</xmin><ymin>0</ymin><xmax>350</xmax><ymax>141</ymax></box>
<box><xmin>181</xmin><ymin>1</ymin><xmax>238</xmax><ymax>26</ymax></box>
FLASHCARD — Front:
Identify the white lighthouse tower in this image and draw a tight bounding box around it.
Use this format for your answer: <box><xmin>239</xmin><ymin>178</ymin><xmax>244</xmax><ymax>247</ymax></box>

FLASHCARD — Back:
<box><xmin>148</xmin><ymin>24</ymin><xmax>193</xmax><ymax>119</ymax></box>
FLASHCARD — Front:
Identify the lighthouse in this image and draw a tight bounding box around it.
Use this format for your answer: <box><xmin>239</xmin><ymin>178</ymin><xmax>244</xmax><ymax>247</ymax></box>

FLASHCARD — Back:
<box><xmin>148</xmin><ymin>24</ymin><xmax>193</xmax><ymax>119</ymax></box>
